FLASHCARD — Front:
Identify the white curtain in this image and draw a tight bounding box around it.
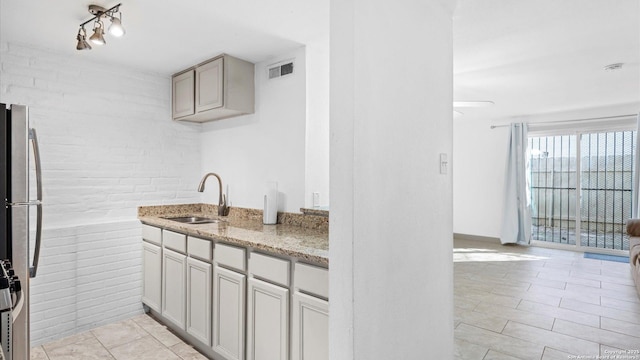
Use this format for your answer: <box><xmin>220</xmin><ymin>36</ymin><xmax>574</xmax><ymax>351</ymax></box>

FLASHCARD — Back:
<box><xmin>634</xmin><ymin>113</ymin><xmax>640</xmax><ymax>219</ymax></box>
<box><xmin>500</xmin><ymin>123</ymin><xmax>531</xmax><ymax>244</ymax></box>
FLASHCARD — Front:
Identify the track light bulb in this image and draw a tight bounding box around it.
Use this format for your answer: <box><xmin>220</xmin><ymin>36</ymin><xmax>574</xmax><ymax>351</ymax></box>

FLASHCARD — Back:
<box><xmin>90</xmin><ymin>22</ymin><xmax>106</xmax><ymax>45</ymax></box>
<box><xmin>108</xmin><ymin>14</ymin><xmax>125</xmax><ymax>37</ymax></box>
<box><xmin>76</xmin><ymin>28</ymin><xmax>92</xmax><ymax>50</ymax></box>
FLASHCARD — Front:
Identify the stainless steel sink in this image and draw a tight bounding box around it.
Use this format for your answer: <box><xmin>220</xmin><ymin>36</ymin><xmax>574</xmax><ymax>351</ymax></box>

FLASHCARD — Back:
<box><xmin>163</xmin><ymin>216</ymin><xmax>220</xmax><ymax>224</ymax></box>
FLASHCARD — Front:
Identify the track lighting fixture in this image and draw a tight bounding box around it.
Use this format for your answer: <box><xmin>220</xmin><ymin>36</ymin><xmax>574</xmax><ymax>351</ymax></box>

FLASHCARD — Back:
<box><xmin>76</xmin><ymin>27</ymin><xmax>91</xmax><ymax>50</ymax></box>
<box><xmin>76</xmin><ymin>3</ymin><xmax>124</xmax><ymax>50</ymax></box>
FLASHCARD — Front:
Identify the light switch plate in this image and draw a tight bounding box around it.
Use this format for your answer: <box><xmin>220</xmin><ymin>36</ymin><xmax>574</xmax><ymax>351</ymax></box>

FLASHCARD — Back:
<box><xmin>440</xmin><ymin>153</ymin><xmax>448</xmax><ymax>174</ymax></box>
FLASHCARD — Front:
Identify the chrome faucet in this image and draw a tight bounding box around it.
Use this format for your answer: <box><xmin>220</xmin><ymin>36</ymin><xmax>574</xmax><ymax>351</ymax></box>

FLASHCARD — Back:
<box><xmin>198</xmin><ymin>173</ymin><xmax>228</xmax><ymax>216</ymax></box>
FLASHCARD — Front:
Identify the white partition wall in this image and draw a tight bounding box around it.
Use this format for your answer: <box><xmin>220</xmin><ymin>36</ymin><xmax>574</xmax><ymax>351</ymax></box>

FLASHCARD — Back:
<box><xmin>329</xmin><ymin>0</ymin><xmax>456</xmax><ymax>359</ymax></box>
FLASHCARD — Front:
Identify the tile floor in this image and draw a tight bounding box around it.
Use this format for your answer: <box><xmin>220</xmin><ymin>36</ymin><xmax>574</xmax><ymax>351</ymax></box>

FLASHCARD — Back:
<box><xmin>454</xmin><ymin>238</ymin><xmax>640</xmax><ymax>360</ymax></box>
<box><xmin>30</xmin><ymin>314</ymin><xmax>207</xmax><ymax>360</ymax></box>
<box><xmin>30</xmin><ymin>239</ymin><xmax>640</xmax><ymax>360</ymax></box>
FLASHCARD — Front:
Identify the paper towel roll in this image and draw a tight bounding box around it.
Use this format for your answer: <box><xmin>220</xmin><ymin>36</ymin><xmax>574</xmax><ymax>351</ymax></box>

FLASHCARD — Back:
<box><xmin>263</xmin><ymin>181</ymin><xmax>278</xmax><ymax>224</ymax></box>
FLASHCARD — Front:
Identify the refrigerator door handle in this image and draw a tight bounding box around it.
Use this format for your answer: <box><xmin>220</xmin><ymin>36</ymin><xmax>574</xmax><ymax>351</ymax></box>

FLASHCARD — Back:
<box><xmin>29</xmin><ymin>128</ymin><xmax>43</xmax><ymax>278</ymax></box>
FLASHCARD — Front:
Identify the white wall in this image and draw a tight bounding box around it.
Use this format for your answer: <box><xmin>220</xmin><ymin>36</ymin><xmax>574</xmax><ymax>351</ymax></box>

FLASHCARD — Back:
<box><xmin>201</xmin><ymin>47</ymin><xmax>306</xmax><ymax>213</ymax></box>
<box><xmin>0</xmin><ymin>42</ymin><xmax>202</xmax><ymax>345</ymax></box>
<box><xmin>329</xmin><ymin>0</ymin><xmax>456</xmax><ymax>358</ymax></box>
<box><xmin>305</xmin><ymin>37</ymin><xmax>330</xmax><ymax>207</ymax></box>
<box><xmin>453</xmin><ymin>103</ymin><xmax>640</xmax><ymax>239</ymax></box>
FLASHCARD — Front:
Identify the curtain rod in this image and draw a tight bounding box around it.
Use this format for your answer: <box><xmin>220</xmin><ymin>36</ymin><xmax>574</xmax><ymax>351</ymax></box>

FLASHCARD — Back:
<box><xmin>490</xmin><ymin>113</ymin><xmax>638</xmax><ymax>129</ymax></box>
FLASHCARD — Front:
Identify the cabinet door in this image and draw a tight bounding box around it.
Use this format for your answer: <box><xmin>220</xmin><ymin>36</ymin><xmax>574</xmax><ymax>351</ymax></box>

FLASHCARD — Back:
<box><xmin>172</xmin><ymin>70</ymin><xmax>195</xmax><ymax>119</ymax></box>
<box><xmin>187</xmin><ymin>257</ymin><xmax>212</xmax><ymax>345</ymax></box>
<box><xmin>247</xmin><ymin>278</ymin><xmax>289</xmax><ymax>360</ymax></box>
<box><xmin>213</xmin><ymin>266</ymin><xmax>246</xmax><ymax>360</ymax></box>
<box><xmin>142</xmin><ymin>241</ymin><xmax>162</xmax><ymax>312</ymax></box>
<box><xmin>162</xmin><ymin>248</ymin><xmax>187</xmax><ymax>329</ymax></box>
<box><xmin>196</xmin><ymin>57</ymin><xmax>224</xmax><ymax>113</ymax></box>
<box><xmin>291</xmin><ymin>292</ymin><xmax>329</xmax><ymax>360</ymax></box>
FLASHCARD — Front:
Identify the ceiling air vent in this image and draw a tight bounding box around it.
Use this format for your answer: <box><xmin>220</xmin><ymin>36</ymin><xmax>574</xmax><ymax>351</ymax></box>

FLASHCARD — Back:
<box><xmin>268</xmin><ymin>60</ymin><xmax>294</xmax><ymax>79</ymax></box>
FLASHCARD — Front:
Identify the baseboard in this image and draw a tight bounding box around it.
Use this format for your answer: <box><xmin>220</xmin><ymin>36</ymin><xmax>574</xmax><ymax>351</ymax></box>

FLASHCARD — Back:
<box><xmin>453</xmin><ymin>233</ymin><xmax>501</xmax><ymax>244</ymax></box>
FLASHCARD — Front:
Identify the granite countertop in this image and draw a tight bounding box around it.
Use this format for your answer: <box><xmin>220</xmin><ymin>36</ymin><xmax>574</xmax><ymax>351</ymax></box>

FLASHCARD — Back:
<box><xmin>138</xmin><ymin>204</ymin><xmax>329</xmax><ymax>266</ymax></box>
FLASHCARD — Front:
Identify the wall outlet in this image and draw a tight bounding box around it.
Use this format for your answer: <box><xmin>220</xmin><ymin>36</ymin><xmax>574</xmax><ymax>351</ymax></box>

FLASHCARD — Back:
<box><xmin>312</xmin><ymin>192</ymin><xmax>320</xmax><ymax>207</ymax></box>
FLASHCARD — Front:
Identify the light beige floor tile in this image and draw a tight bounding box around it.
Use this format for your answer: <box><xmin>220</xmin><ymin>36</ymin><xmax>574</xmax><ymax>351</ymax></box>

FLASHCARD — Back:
<box><xmin>30</xmin><ymin>346</ymin><xmax>50</xmax><ymax>360</ymax></box>
<box><xmin>454</xmin><ymin>323</ymin><xmax>544</xmax><ymax>360</ymax></box>
<box><xmin>571</xmin><ymin>269</ymin><xmax>635</xmax><ymax>286</ymax></box>
<box><xmin>600</xmin><ymin>281</ymin><xmax>639</xmax><ymax>296</ymax></box>
<box><xmin>552</xmin><ymin>319</ymin><xmax>640</xmax><ymax>351</ymax></box>
<box><xmin>600</xmin><ymin>317</ymin><xmax>640</xmax><ymax>337</ymax></box>
<box><xmin>560</xmin><ymin>298</ymin><xmax>640</xmax><ymax>325</ymax></box>
<box><xmin>42</xmin><ymin>331</ymin><xmax>96</xmax><ymax>353</ymax></box>
<box><xmin>46</xmin><ymin>337</ymin><xmax>114</xmax><ymax>360</ymax></box>
<box><xmin>565</xmin><ymin>283</ymin><xmax>636</xmax><ymax>303</ymax></box>
<box><xmin>537</xmin><ymin>271</ymin><xmax>601</xmax><ymax>288</ymax></box>
<box><xmin>91</xmin><ymin>319</ymin><xmax>148</xmax><ymax>349</ymax></box>
<box><xmin>504</xmin><ymin>273</ymin><xmax>567</xmax><ymax>290</ymax></box>
<box><xmin>474</xmin><ymin>302</ymin><xmax>555</xmax><ymax>330</ymax></box>
<box><xmin>456</xmin><ymin>289</ymin><xmax>522</xmax><ymax>309</ymax></box>
<box><xmin>528</xmin><ymin>284</ymin><xmax>601</xmax><ymax>304</ymax></box>
<box><xmin>145</xmin><ymin>323</ymin><xmax>182</xmax><ymax>347</ymax></box>
<box><xmin>541</xmin><ymin>347</ymin><xmax>574</xmax><ymax>360</ymax></box>
<box><xmin>130</xmin><ymin>314</ymin><xmax>165</xmax><ymax>331</ymax></box>
<box><xmin>455</xmin><ymin>295</ymin><xmax>481</xmax><ymax>310</ymax></box>
<box><xmin>600</xmin><ymin>296</ymin><xmax>640</xmax><ymax>314</ymax></box>
<box><xmin>108</xmin><ymin>336</ymin><xmax>180</xmax><ymax>360</ymax></box>
<box><xmin>483</xmin><ymin>350</ymin><xmax>522</xmax><ymax>360</ymax></box>
<box><xmin>455</xmin><ymin>309</ymin><xmax>509</xmax><ymax>333</ymax></box>
<box><xmin>517</xmin><ymin>299</ymin><xmax>600</xmax><ymax>327</ymax></box>
<box><xmin>515</xmin><ymin>291</ymin><xmax>561</xmax><ymax>307</ymax></box>
<box><xmin>502</xmin><ymin>320</ymin><xmax>599</xmax><ymax>356</ymax></box>
<box><xmin>169</xmin><ymin>342</ymin><xmax>209</xmax><ymax>360</ymax></box>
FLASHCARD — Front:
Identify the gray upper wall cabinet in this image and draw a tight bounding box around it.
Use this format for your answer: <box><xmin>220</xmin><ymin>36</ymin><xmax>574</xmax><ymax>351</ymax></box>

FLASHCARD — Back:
<box><xmin>172</xmin><ymin>54</ymin><xmax>255</xmax><ymax>123</ymax></box>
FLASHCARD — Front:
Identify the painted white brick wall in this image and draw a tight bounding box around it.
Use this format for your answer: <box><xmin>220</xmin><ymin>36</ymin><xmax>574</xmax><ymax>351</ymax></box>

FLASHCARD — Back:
<box><xmin>1</xmin><ymin>42</ymin><xmax>203</xmax><ymax>346</ymax></box>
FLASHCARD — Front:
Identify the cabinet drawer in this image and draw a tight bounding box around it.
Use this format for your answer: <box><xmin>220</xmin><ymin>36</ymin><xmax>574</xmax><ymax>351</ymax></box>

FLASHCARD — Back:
<box><xmin>249</xmin><ymin>252</ymin><xmax>290</xmax><ymax>287</ymax></box>
<box><xmin>215</xmin><ymin>243</ymin><xmax>246</xmax><ymax>271</ymax></box>
<box><xmin>188</xmin><ymin>236</ymin><xmax>212</xmax><ymax>261</ymax></box>
<box><xmin>164</xmin><ymin>230</ymin><xmax>186</xmax><ymax>253</ymax></box>
<box><xmin>294</xmin><ymin>263</ymin><xmax>328</xmax><ymax>299</ymax></box>
<box><xmin>142</xmin><ymin>225</ymin><xmax>162</xmax><ymax>245</ymax></box>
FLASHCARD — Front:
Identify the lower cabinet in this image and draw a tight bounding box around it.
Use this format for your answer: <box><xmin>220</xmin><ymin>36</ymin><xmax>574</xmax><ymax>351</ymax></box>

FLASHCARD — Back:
<box><xmin>187</xmin><ymin>257</ymin><xmax>212</xmax><ymax>345</ymax></box>
<box><xmin>162</xmin><ymin>248</ymin><xmax>187</xmax><ymax>329</ymax></box>
<box><xmin>247</xmin><ymin>277</ymin><xmax>289</xmax><ymax>360</ymax></box>
<box><xmin>213</xmin><ymin>265</ymin><xmax>246</xmax><ymax>360</ymax></box>
<box><xmin>142</xmin><ymin>224</ymin><xmax>329</xmax><ymax>360</ymax></box>
<box><xmin>291</xmin><ymin>292</ymin><xmax>329</xmax><ymax>360</ymax></box>
<box><xmin>142</xmin><ymin>241</ymin><xmax>162</xmax><ymax>312</ymax></box>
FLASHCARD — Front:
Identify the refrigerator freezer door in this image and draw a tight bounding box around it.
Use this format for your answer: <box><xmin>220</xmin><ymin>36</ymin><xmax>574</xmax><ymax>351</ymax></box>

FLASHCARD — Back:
<box><xmin>9</xmin><ymin>104</ymin><xmax>30</xmax><ymax>360</ymax></box>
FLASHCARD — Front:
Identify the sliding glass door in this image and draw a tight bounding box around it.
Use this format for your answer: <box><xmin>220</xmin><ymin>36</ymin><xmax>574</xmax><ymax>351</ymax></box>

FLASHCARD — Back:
<box><xmin>528</xmin><ymin>129</ymin><xmax>637</xmax><ymax>253</ymax></box>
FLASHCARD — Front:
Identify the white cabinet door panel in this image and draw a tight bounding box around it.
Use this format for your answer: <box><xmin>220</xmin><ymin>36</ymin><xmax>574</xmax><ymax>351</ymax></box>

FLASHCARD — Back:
<box><xmin>247</xmin><ymin>278</ymin><xmax>289</xmax><ymax>360</ymax></box>
<box><xmin>142</xmin><ymin>241</ymin><xmax>162</xmax><ymax>312</ymax></box>
<box><xmin>187</xmin><ymin>257</ymin><xmax>212</xmax><ymax>345</ymax></box>
<box><xmin>162</xmin><ymin>248</ymin><xmax>186</xmax><ymax>329</ymax></box>
<box><xmin>196</xmin><ymin>58</ymin><xmax>224</xmax><ymax>112</ymax></box>
<box><xmin>172</xmin><ymin>70</ymin><xmax>195</xmax><ymax>118</ymax></box>
<box><xmin>213</xmin><ymin>266</ymin><xmax>246</xmax><ymax>360</ymax></box>
<box><xmin>291</xmin><ymin>292</ymin><xmax>329</xmax><ymax>360</ymax></box>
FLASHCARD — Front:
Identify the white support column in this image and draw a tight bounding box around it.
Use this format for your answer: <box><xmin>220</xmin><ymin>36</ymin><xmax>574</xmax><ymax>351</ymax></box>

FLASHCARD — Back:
<box><xmin>329</xmin><ymin>0</ymin><xmax>457</xmax><ymax>359</ymax></box>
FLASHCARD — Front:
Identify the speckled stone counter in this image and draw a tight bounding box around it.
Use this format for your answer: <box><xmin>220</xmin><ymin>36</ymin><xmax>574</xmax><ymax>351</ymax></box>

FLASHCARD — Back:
<box><xmin>138</xmin><ymin>204</ymin><xmax>329</xmax><ymax>266</ymax></box>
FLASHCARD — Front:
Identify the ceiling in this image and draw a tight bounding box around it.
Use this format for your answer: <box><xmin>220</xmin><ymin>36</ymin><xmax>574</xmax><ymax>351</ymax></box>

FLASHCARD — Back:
<box><xmin>0</xmin><ymin>0</ymin><xmax>329</xmax><ymax>75</ymax></box>
<box><xmin>453</xmin><ymin>0</ymin><xmax>639</xmax><ymax>121</ymax></box>
<box><xmin>1</xmin><ymin>0</ymin><xmax>638</xmax><ymax>121</ymax></box>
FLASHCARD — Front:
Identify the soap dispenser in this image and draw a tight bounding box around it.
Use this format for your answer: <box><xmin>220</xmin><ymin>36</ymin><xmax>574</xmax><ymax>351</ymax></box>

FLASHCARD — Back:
<box><xmin>263</xmin><ymin>181</ymin><xmax>278</xmax><ymax>225</ymax></box>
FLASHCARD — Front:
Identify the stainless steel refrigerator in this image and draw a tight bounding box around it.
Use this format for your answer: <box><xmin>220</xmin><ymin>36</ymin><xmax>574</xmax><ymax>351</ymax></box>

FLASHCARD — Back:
<box><xmin>0</xmin><ymin>103</ymin><xmax>43</xmax><ymax>360</ymax></box>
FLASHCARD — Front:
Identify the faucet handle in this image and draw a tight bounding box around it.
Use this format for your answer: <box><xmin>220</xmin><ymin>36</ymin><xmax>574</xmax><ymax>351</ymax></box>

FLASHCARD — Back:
<box><xmin>218</xmin><ymin>194</ymin><xmax>229</xmax><ymax>216</ymax></box>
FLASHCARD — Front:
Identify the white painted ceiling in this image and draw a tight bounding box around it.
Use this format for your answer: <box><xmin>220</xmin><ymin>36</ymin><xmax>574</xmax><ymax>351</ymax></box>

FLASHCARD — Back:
<box><xmin>0</xmin><ymin>0</ymin><xmax>328</xmax><ymax>75</ymax></box>
<box><xmin>454</xmin><ymin>0</ymin><xmax>640</xmax><ymax>121</ymax></box>
<box><xmin>1</xmin><ymin>0</ymin><xmax>638</xmax><ymax>121</ymax></box>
